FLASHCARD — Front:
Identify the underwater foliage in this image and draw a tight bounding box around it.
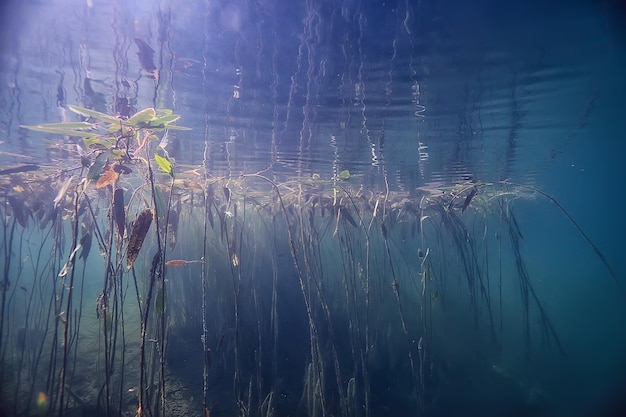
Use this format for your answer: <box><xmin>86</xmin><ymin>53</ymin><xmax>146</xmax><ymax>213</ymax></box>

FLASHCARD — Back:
<box><xmin>1</xmin><ymin>106</ymin><xmax>621</xmax><ymax>417</ymax></box>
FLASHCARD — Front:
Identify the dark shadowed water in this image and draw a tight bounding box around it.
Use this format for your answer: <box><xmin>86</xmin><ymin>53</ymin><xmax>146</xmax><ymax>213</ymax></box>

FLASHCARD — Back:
<box><xmin>1</xmin><ymin>0</ymin><xmax>625</xmax><ymax>416</ymax></box>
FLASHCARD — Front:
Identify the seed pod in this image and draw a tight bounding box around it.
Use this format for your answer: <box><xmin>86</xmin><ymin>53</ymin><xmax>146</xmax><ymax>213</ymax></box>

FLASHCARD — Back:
<box><xmin>113</xmin><ymin>188</ymin><xmax>125</xmax><ymax>239</ymax></box>
<box><xmin>126</xmin><ymin>209</ymin><xmax>153</xmax><ymax>269</ymax></box>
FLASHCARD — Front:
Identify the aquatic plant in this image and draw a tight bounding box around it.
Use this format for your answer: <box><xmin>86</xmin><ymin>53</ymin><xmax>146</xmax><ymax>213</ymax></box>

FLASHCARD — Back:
<box><xmin>0</xmin><ymin>106</ymin><xmax>620</xmax><ymax>417</ymax></box>
<box><xmin>2</xmin><ymin>106</ymin><xmax>189</xmax><ymax>417</ymax></box>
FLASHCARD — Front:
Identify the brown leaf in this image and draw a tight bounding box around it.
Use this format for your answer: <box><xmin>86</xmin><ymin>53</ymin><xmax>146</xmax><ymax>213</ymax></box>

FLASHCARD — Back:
<box><xmin>95</xmin><ymin>166</ymin><xmax>119</xmax><ymax>189</ymax></box>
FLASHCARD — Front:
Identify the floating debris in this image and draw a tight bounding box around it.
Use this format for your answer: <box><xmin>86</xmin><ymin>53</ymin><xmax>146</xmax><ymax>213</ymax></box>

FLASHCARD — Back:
<box><xmin>126</xmin><ymin>209</ymin><xmax>153</xmax><ymax>269</ymax></box>
<box><xmin>165</xmin><ymin>259</ymin><xmax>204</xmax><ymax>267</ymax></box>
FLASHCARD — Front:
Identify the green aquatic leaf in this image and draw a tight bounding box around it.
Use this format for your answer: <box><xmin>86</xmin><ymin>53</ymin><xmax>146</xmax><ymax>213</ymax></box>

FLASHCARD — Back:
<box><xmin>154</xmin><ymin>153</ymin><xmax>173</xmax><ymax>177</ymax></box>
<box><xmin>110</xmin><ymin>149</ymin><xmax>127</xmax><ymax>160</ymax></box>
<box><xmin>146</xmin><ymin>114</ymin><xmax>181</xmax><ymax>128</ymax></box>
<box><xmin>157</xmin><ymin>108</ymin><xmax>174</xmax><ymax>116</ymax></box>
<box><xmin>87</xmin><ymin>151</ymin><xmax>110</xmax><ymax>181</ymax></box>
<box><xmin>21</xmin><ymin>123</ymin><xmax>98</xmax><ymax>138</ymax></box>
<box><xmin>28</xmin><ymin>121</ymin><xmax>94</xmax><ymax>130</ymax></box>
<box><xmin>126</xmin><ymin>108</ymin><xmax>156</xmax><ymax>127</ymax></box>
<box><xmin>105</xmin><ymin>124</ymin><xmax>135</xmax><ymax>136</ymax></box>
<box><xmin>83</xmin><ymin>136</ymin><xmax>117</xmax><ymax>150</ymax></box>
<box><xmin>68</xmin><ymin>105</ymin><xmax>122</xmax><ymax>124</ymax></box>
<box><xmin>338</xmin><ymin>170</ymin><xmax>351</xmax><ymax>180</ymax></box>
<box><xmin>157</xmin><ymin>124</ymin><xmax>191</xmax><ymax>131</ymax></box>
<box><xmin>142</xmin><ymin>109</ymin><xmax>190</xmax><ymax>130</ymax></box>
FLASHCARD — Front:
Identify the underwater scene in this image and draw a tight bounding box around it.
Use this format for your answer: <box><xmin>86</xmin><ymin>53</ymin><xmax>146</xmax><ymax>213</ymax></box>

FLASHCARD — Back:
<box><xmin>1</xmin><ymin>0</ymin><xmax>626</xmax><ymax>416</ymax></box>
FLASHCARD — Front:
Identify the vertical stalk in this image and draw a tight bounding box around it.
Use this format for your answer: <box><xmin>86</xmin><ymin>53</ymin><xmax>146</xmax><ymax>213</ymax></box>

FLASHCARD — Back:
<box><xmin>58</xmin><ymin>179</ymin><xmax>84</xmax><ymax>417</ymax></box>
<box><xmin>201</xmin><ymin>167</ymin><xmax>210</xmax><ymax>417</ymax></box>
<box><xmin>0</xmin><ymin>197</ymin><xmax>17</xmax><ymax>387</ymax></box>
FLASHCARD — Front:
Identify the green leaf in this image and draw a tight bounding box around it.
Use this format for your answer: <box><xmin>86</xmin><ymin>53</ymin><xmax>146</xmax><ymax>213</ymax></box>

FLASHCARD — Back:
<box><xmin>158</xmin><ymin>124</ymin><xmax>191</xmax><ymax>131</ymax></box>
<box><xmin>26</xmin><ymin>121</ymin><xmax>94</xmax><ymax>130</ymax></box>
<box><xmin>110</xmin><ymin>149</ymin><xmax>127</xmax><ymax>160</ymax></box>
<box><xmin>154</xmin><ymin>153</ymin><xmax>173</xmax><ymax>177</ymax></box>
<box><xmin>83</xmin><ymin>135</ymin><xmax>117</xmax><ymax>150</ymax></box>
<box><xmin>141</xmin><ymin>116</ymin><xmax>188</xmax><ymax>130</ymax></box>
<box><xmin>126</xmin><ymin>108</ymin><xmax>156</xmax><ymax>127</ymax></box>
<box><xmin>68</xmin><ymin>105</ymin><xmax>122</xmax><ymax>124</ymax></box>
<box><xmin>338</xmin><ymin>170</ymin><xmax>351</xmax><ymax>180</ymax></box>
<box><xmin>156</xmin><ymin>108</ymin><xmax>174</xmax><ymax>116</ymax></box>
<box><xmin>152</xmin><ymin>114</ymin><xmax>180</xmax><ymax>125</ymax></box>
<box><xmin>87</xmin><ymin>151</ymin><xmax>110</xmax><ymax>181</ymax></box>
<box><xmin>21</xmin><ymin>123</ymin><xmax>98</xmax><ymax>138</ymax></box>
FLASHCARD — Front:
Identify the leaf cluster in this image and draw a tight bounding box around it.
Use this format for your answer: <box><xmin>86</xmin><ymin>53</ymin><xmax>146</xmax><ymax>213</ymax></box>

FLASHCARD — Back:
<box><xmin>21</xmin><ymin>105</ymin><xmax>189</xmax><ymax>180</ymax></box>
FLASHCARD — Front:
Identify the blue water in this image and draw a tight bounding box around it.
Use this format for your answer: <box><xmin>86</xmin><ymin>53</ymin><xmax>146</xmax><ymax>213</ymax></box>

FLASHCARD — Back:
<box><xmin>1</xmin><ymin>0</ymin><xmax>625</xmax><ymax>416</ymax></box>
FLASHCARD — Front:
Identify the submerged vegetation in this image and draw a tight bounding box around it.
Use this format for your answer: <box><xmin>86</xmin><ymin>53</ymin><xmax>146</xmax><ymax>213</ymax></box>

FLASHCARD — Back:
<box><xmin>0</xmin><ymin>106</ymin><xmax>620</xmax><ymax>417</ymax></box>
